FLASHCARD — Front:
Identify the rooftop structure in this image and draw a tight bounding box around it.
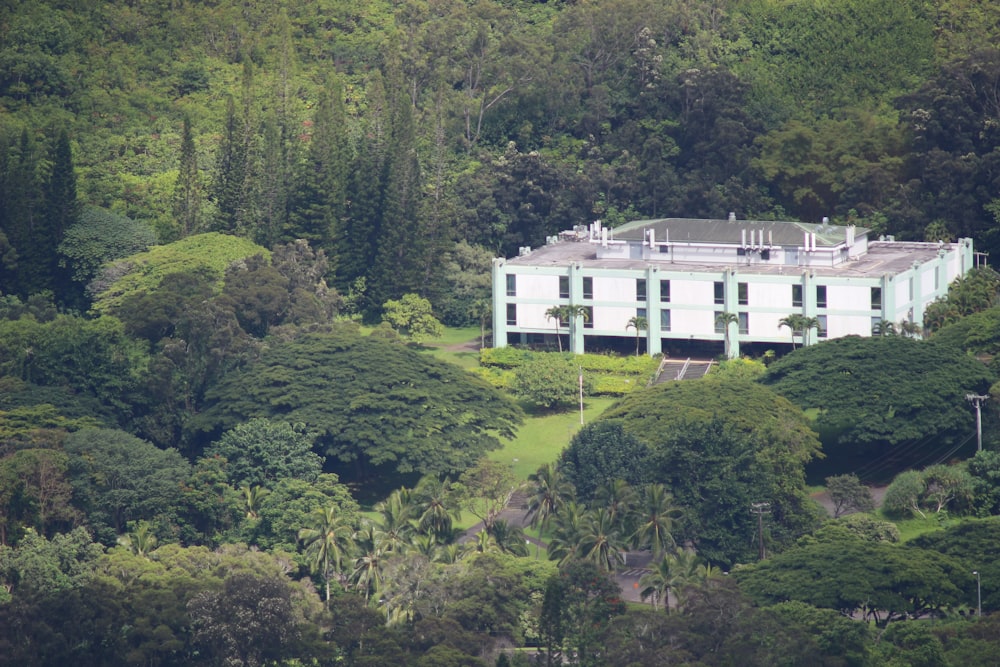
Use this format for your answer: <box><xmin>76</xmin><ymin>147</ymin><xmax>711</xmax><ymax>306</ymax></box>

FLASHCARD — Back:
<box><xmin>493</xmin><ymin>216</ymin><xmax>974</xmax><ymax>357</ymax></box>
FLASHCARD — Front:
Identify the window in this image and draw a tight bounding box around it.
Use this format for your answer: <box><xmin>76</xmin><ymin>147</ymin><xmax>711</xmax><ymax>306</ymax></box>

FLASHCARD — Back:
<box><xmin>660</xmin><ymin>279</ymin><xmax>671</xmax><ymax>303</ymax></box>
<box><xmin>583</xmin><ymin>277</ymin><xmax>594</xmax><ymax>300</ymax></box>
<box><xmin>816</xmin><ymin>285</ymin><xmax>827</xmax><ymax>308</ymax></box>
<box><xmin>506</xmin><ymin>303</ymin><xmax>517</xmax><ymax>325</ymax></box>
<box><xmin>559</xmin><ymin>276</ymin><xmax>569</xmax><ymax>299</ymax></box>
<box><xmin>871</xmin><ymin>316</ymin><xmax>883</xmax><ymax>334</ymax></box>
<box><xmin>935</xmin><ymin>267</ymin><xmax>940</xmax><ymax>291</ymax></box>
<box><xmin>637</xmin><ymin>307</ymin><xmax>647</xmax><ymax>320</ymax></box>
<box><xmin>792</xmin><ymin>284</ymin><xmax>803</xmax><ymax>308</ymax></box>
<box><xmin>908</xmin><ymin>278</ymin><xmax>914</xmax><ymax>301</ymax></box>
<box><xmin>506</xmin><ymin>274</ymin><xmax>516</xmax><ymax>297</ymax></box>
<box><xmin>714</xmin><ymin>281</ymin><xmax>725</xmax><ymax>305</ymax></box>
<box><xmin>738</xmin><ymin>282</ymin><xmax>749</xmax><ymax>306</ymax></box>
<box><xmin>817</xmin><ymin>315</ymin><xmax>828</xmax><ymax>338</ymax></box>
<box><xmin>636</xmin><ymin>278</ymin><xmax>647</xmax><ymax>301</ymax></box>
<box><xmin>739</xmin><ymin>312</ymin><xmax>749</xmax><ymax>335</ymax></box>
<box><xmin>714</xmin><ymin>311</ymin><xmax>725</xmax><ymax>334</ymax></box>
<box><xmin>871</xmin><ymin>286</ymin><xmax>882</xmax><ymax>310</ymax></box>
<box><xmin>583</xmin><ymin>306</ymin><xmax>594</xmax><ymax>329</ymax></box>
<box><xmin>660</xmin><ymin>309</ymin><xmax>671</xmax><ymax>332</ymax></box>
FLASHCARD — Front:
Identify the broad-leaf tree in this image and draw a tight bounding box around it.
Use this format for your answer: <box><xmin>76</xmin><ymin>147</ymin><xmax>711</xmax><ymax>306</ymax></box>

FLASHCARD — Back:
<box><xmin>207</xmin><ymin>418</ymin><xmax>323</xmax><ymax>489</ymax></box>
<box><xmin>191</xmin><ymin>327</ymin><xmax>522</xmax><ymax>483</ymax></box>
<box><xmin>761</xmin><ymin>336</ymin><xmax>994</xmax><ymax>464</ymax></box>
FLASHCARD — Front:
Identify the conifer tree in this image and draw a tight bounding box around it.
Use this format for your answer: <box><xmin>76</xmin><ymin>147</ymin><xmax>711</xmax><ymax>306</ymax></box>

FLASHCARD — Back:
<box><xmin>284</xmin><ymin>82</ymin><xmax>349</xmax><ymax>259</ymax></box>
<box><xmin>5</xmin><ymin>130</ymin><xmax>44</xmax><ymax>297</ymax></box>
<box><xmin>211</xmin><ymin>95</ymin><xmax>250</xmax><ymax>234</ymax></box>
<box><xmin>336</xmin><ymin>73</ymin><xmax>389</xmax><ymax>293</ymax></box>
<box><xmin>173</xmin><ymin>116</ymin><xmax>201</xmax><ymax>238</ymax></box>
<box><xmin>366</xmin><ymin>87</ymin><xmax>425</xmax><ymax>314</ymax></box>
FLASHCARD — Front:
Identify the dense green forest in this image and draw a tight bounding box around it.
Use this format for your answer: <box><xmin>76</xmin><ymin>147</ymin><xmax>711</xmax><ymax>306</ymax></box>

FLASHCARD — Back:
<box><xmin>4</xmin><ymin>0</ymin><xmax>1000</xmax><ymax>317</ymax></box>
<box><xmin>5</xmin><ymin>0</ymin><xmax>1000</xmax><ymax>665</ymax></box>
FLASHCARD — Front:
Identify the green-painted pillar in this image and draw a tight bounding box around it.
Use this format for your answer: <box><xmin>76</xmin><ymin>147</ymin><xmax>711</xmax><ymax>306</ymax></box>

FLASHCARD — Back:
<box><xmin>646</xmin><ymin>266</ymin><xmax>661</xmax><ymax>356</ymax></box>
<box><xmin>491</xmin><ymin>258</ymin><xmax>508</xmax><ymax>348</ymax></box>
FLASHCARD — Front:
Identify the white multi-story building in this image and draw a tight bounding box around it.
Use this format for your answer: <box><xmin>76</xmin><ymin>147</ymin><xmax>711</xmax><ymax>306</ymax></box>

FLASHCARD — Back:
<box><xmin>492</xmin><ymin>216</ymin><xmax>975</xmax><ymax>357</ymax></box>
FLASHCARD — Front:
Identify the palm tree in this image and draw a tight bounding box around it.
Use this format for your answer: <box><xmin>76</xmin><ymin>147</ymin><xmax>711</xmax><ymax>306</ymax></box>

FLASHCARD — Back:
<box><xmin>546</xmin><ymin>500</ymin><xmax>587</xmax><ymax>565</ymax></box>
<box><xmin>639</xmin><ymin>547</ymin><xmax>702</xmax><ymax>613</ymax></box>
<box><xmin>524</xmin><ymin>464</ymin><xmax>573</xmax><ymax>556</ymax></box>
<box><xmin>350</xmin><ymin>523</ymin><xmax>388</xmax><ymax>602</ymax></box>
<box><xmin>118</xmin><ymin>520</ymin><xmax>158</xmax><ymax>558</ymax></box>
<box><xmin>625</xmin><ymin>315</ymin><xmax>648</xmax><ymax>356</ymax></box>
<box><xmin>547</xmin><ymin>304</ymin><xmax>591</xmax><ymax>353</ymax></box>
<box><xmin>241</xmin><ymin>484</ymin><xmax>270</xmax><ymax>519</ymax></box>
<box><xmin>374</xmin><ymin>488</ymin><xmax>416</xmax><ymax>553</ymax></box>
<box><xmin>468</xmin><ymin>298</ymin><xmax>492</xmax><ymax>348</ymax></box>
<box><xmin>638</xmin><ymin>556</ymin><xmax>671</xmax><ymax>611</ymax></box>
<box><xmin>715</xmin><ymin>311</ymin><xmax>739</xmax><ymax>358</ymax></box>
<box><xmin>629</xmin><ymin>484</ymin><xmax>681</xmax><ymax>559</ymax></box>
<box><xmin>898</xmin><ymin>319</ymin><xmax>922</xmax><ymax>338</ymax></box>
<box><xmin>595</xmin><ymin>479</ymin><xmax>637</xmax><ymax>527</ymax></box>
<box><xmin>873</xmin><ymin>319</ymin><xmax>897</xmax><ymax>336</ymax></box>
<box><xmin>666</xmin><ymin>548</ymin><xmax>702</xmax><ymax>612</ymax></box>
<box><xmin>577</xmin><ymin>508</ymin><xmax>627</xmax><ymax>572</ymax></box>
<box><xmin>413</xmin><ymin>476</ymin><xmax>459</xmax><ymax>544</ymax></box>
<box><xmin>488</xmin><ymin>519</ymin><xmax>529</xmax><ymax>556</ymax></box>
<box><xmin>800</xmin><ymin>316</ymin><xmax>820</xmax><ymax>346</ymax></box>
<box><xmin>778</xmin><ymin>313</ymin><xmax>807</xmax><ymax>349</ymax></box>
<box><xmin>545</xmin><ymin>305</ymin><xmax>570</xmax><ymax>352</ymax></box>
<box><xmin>298</xmin><ymin>506</ymin><xmax>355</xmax><ymax>608</ymax></box>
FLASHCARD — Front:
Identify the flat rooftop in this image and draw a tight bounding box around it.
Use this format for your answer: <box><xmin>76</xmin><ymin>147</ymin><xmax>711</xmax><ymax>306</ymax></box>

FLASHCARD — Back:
<box><xmin>504</xmin><ymin>239</ymin><xmax>950</xmax><ymax>278</ymax></box>
<box><xmin>613</xmin><ymin>217</ymin><xmax>864</xmax><ymax>247</ymax></box>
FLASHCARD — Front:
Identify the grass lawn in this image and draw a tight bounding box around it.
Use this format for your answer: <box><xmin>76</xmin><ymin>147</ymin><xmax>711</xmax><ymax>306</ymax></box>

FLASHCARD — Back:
<box><xmin>879</xmin><ymin>511</ymin><xmax>958</xmax><ymax>543</ymax></box>
<box><xmin>491</xmin><ymin>397</ymin><xmax>618</xmax><ymax>480</ymax></box>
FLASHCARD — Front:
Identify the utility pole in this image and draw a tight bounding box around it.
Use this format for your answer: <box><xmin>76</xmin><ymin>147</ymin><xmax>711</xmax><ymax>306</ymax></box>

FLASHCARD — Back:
<box><xmin>751</xmin><ymin>502</ymin><xmax>771</xmax><ymax>560</ymax></box>
<box><xmin>966</xmin><ymin>393</ymin><xmax>989</xmax><ymax>452</ymax></box>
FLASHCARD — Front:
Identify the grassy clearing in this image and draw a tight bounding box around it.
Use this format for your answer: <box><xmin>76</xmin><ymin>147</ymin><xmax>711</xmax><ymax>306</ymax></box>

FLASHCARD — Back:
<box><xmin>877</xmin><ymin>510</ymin><xmax>958</xmax><ymax>543</ymax></box>
<box><xmin>491</xmin><ymin>397</ymin><xmax>618</xmax><ymax>480</ymax></box>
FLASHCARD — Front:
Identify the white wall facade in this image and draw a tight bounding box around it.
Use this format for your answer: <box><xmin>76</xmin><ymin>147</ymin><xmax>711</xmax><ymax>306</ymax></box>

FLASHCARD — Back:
<box><xmin>493</xmin><ymin>237</ymin><xmax>975</xmax><ymax>356</ymax></box>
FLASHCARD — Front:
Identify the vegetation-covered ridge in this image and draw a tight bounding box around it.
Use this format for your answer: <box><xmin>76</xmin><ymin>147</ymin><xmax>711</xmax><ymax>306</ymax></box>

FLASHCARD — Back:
<box><xmin>5</xmin><ymin>0</ymin><xmax>1000</xmax><ymax>665</ymax></box>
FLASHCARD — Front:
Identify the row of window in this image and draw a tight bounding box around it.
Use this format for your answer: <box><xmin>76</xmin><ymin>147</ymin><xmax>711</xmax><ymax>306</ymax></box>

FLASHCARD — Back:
<box><xmin>508</xmin><ymin>275</ymin><xmax>884</xmax><ymax>311</ymax></box>
<box><xmin>507</xmin><ymin>304</ymin><xmax>595</xmax><ymax>328</ymax></box>
<box><xmin>507</xmin><ymin>305</ymin><xmax>832</xmax><ymax>339</ymax></box>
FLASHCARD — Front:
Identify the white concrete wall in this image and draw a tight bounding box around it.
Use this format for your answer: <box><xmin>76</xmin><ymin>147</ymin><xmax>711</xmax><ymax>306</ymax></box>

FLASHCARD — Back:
<box><xmin>671</xmin><ymin>278</ymin><xmax>718</xmax><ymax>306</ymax></box>
<box><xmin>593</xmin><ymin>276</ymin><xmax>636</xmax><ymax>302</ymax></box>
<box><xmin>518</xmin><ymin>274</ymin><xmax>559</xmax><ymax>299</ymax></box>
<box><xmin>745</xmin><ymin>282</ymin><xmax>788</xmax><ymax>308</ymax></box>
<box><xmin>595</xmin><ymin>306</ymin><xmax>641</xmax><ymax>332</ymax></box>
<box><xmin>826</xmin><ymin>314</ymin><xmax>872</xmax><ymax>338</ymax></box>
<box><xmin>829</xmin><ymin>284</ymin><xmax>870</xmax><ymax>311</ymax></box>
<box><xmin>518</xmin><ymin>302</ymin><xmax>558</xmax><ymax>329</ymax></box>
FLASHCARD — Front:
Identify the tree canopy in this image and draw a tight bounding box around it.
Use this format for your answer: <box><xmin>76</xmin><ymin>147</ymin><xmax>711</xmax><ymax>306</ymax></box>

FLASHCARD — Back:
<box><xmin>760</xmin><ymin>336</ymin><xmax>995</xmax><ymax>459</ymax></box>
<box><xmin>594</xmin><ymin>380</ymin><xmax>823</xmax><ymax>565</ymax></box>
<box><xmin>191</xmin><ymin>328</ymin><xmax>522</xmax><ymax>482</ymax></box>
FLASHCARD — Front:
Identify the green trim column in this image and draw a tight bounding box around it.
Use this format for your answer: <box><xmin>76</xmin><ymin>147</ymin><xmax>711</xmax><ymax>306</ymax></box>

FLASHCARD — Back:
<box><xmin>882</xmin><ymin>273</ymin><xmax>894</xmax><ymax>333</ymax></box>
<box><xmin>646</xmin><ymin>266</ymin><xmax>662</xmax><ymax>356</ymax></box>
<box><xmin>801</xmin><ymin>272</ymin><xmax>814</xmax><ymax>346</ymax></box>
<box><xmin>569</xmin><ymin>263</ymin><xmax>585</xmax><ymax>354</ymax></box>
<box><xmin>725</xmin><ymin>268</ymin><xmax>740</xmax><ymax>359</ymax></box>
<box><xmin>491</xmin><ymin>258</ymin><xmax>508</xmax><ymax>348</ymax></box>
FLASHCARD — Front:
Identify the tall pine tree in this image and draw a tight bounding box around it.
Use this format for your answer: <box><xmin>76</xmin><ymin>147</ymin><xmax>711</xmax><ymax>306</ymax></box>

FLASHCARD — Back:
<box><xmin>284</xmin><ymin>82</ymin><xmax>349</xmax><ymax>260</ymax></box>
<box><xmin>336</xmin><ymin>72</ymin><xmax>389</xmax><ymax>294</ymax></box>
<box><xmin>366</xmin><ymin>89</ymin><xmax>424</xmax><ymax>315</ymax></box>
<box><xmin>172</xmin><ymin>116</ymin><xmax>201</xmax><ymax>238</ymax></box>
<box><xmin>211</xmin><ymin>95</ymin><xmax>250</xmax><ymax>234</ymax></box>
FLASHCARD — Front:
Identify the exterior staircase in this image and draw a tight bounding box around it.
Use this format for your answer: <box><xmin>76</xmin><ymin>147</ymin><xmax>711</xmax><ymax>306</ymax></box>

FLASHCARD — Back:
<box><xmin>653</xmin><ymin>358</ymin><xmax>714</xmax><ymax>384</ymax></box>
